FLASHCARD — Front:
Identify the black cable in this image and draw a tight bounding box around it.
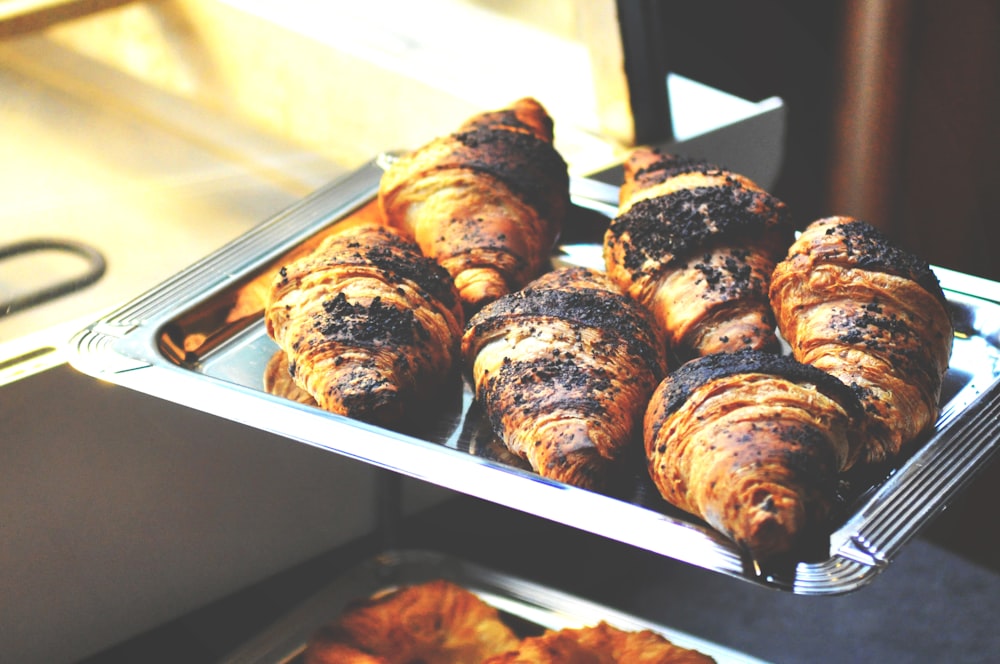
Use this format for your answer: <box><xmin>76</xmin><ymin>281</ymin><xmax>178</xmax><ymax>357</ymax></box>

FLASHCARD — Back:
<box><xmin>0</xmin><ymin>238</ymin><xmax>107</xmax><ymax>317</ymax></box>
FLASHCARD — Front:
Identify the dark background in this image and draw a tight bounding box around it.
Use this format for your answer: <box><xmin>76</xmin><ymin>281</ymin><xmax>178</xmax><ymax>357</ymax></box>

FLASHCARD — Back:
<box><xmin>617</xmin><ymin>0</ymin><xmax>1000</xmax><ymax>282</ymax></box>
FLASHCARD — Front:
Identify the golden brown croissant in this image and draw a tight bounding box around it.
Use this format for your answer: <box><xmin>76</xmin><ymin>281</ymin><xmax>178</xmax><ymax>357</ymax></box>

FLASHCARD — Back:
<box><xmin>378</xmin><ymin>97</ymin><xmax>570</xmax><ymax>313</ymax></box>
<box><xmin>264</xmin><ymin>223</ymin><xmax>464</xmax><ymax>426</ymax></box>
<box><xmin>303</xmin><ymin>580</ymin><xmax>520</xmax><ymax>664</ymax></box>
<box><xmin>604</xmin><ymin>148</ymin><xmax>794</xmax><ymax>361</ymax></box>
<box><xmin>228</xmin><ymin>200</ymin><xmax>387</xmax><ymax>324</ymax></box>
<box><xmin>482</xmin><ymin>621</ymin><xmax>716</xmax><ymax>663</ymax></box>
<box><xmin>263</xmin><ymin>350</ymin><xmax>317</xmax><ymax>406</ymax></box>
<box><xmin>644</xmin><ymin>350</ymin><xmax>862</xmax><ymax>562</ymax></box>
<box><xmin>769</xmin><ymin>216</ymin><xmax>954</xmax><ymax>467</ymax></box>
<box><xmin>462</xmin><ymin>266</ymin><xmax>667</xmax><ymax>490</ymax></box>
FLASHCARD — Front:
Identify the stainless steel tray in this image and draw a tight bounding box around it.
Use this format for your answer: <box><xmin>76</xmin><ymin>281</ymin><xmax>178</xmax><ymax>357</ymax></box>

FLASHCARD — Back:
<box><xmin>69</xmin><ymin>158</ymin><xmax>1000</xmax><ymax>595</ymax></box>
<box><xmin>217</xmin><ymin>549</ymin><xmax>769</xmax><ymax>664</ymax></box>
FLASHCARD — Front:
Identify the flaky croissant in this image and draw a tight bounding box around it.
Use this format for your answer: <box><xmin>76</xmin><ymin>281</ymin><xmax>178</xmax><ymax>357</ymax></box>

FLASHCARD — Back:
<box><xmin>378</xmin><ymin>97</ymin><xmax>570</xmax><ymax>313</ymax></box>
<box><xmin>303</xmin><ymin>580</ymin><xmax>520</xmax><ymax>664</ymax></box>
<box><xmin>769</xmin><ymin>216</ymin><xmax>954</xmax><ymax>467</ymax></box>
<box><xmin>462</xmin><ymin>266</ymin><xmax>667</xmax><ymax>490</ymax></box>
<box><xmin>264</xmin><ymin>223</ymin><xmax>464</xmax><ymax>426</ymax></box>
<box><xmin>482</xmin><ymin>621</ymin><xmax>716</xmax><ymax>663</ymax></box>
<box><xmin>604</xmin><ymin>148</ymin><xmax>794</xmax><ymax>361</ymax></box>
<box><xmin>644</xmin><ymin>350</ymin><xmax>862</xmax><ymax>562</ymax></box>
<box><xmin>263</xmin><ymin>350</ymin><xmax>317</xmax><ymax>406</ymax></box>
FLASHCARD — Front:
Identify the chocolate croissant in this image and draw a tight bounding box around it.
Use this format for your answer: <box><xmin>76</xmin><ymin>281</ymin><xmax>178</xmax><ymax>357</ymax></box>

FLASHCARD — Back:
<box><xmin>303</xmin><ymin>579</ymin><xmax>520</xmax><ymax>664</ymax></box>
<box><xmin>462</xmin><ymin>266</ymin><xmax>667</xmax><ymax>490</ymax></box>
<box><xmin>264</xmin><ymin>223</ymin><xmax>464</xmax><ymax>426</ymax></box>
<box><xmin>644</xmin><ymin>350</ymin><xmax>862</xmax><ymax>561</ymax></box>
<box><xmin>378</xmin><ymin>97</ymin><xmax>570</xmax><ymax>314</ymax></box>
<box><xmin>263</xmin><ymin>350</ymin><xmax>317</xmax><ymax>406</ymax></box>
<box><xmin>604</xmin><ymin>148</ymin><xmax>794</xmax><ymax>361</ymax></box>
<box><xmin>769</xmin><ymin>216</ymin><xmax>954</xmax><ymax>467</ymax></box>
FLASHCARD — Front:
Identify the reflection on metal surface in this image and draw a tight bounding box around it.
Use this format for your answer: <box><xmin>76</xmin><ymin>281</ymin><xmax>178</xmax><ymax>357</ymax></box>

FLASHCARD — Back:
<box><xmin>0</xmin><ymin>345</ymin><xmax>58</xmax><ymax>387</ymax></box>
<box><xmin>0</xmin><ymin>33</ymin><xmax>345</xmax><ymax>348</ymax></box>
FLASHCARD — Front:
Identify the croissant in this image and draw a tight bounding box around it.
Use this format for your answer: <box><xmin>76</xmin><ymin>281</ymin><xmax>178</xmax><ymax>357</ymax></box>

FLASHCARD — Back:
<box><xmin>462</xmin><ymin>266</ymin><xmax>667</xmax><ymax>490</ymax></box>
<box><xmin>228</xmin><ymin>200</ymin><xmax>387</xmax><ymax>324</ymax></box>
<box><xmin>644</xmin><ymin>350</ymin><xmax>862</xmax><ymax>562</ymax></box>
<box><xmin>303</xmin><ymin>580</ymin><xmax>520</xmax><ymax>664</ymax></box>
<box><xmin>604</xmin><ymin>148</ymin><xmax>794</xmax><ymax>361</ymax></box>
<box><xmin>769</xmin><ymin>216</ymin><xmax>954</xmax><ymax>467</ymax></box>
<box><xmin>378</xmin><ymin>97</ymin><xmax>570</xmax><ymax>313</ymax></box>
<box><xmin>264</xmin><ymin>223</ymin><xmax>464</xmax><ymax>426</ymax></box>
<box><xmin>482</xmin><ymin>621</ymin><xmax>716</xmax><ymax>663</ymax></box>
<box><xmin>263</xmin><ymin>350</ymin><xmax>317</xmax><ymax>406</ymax></box>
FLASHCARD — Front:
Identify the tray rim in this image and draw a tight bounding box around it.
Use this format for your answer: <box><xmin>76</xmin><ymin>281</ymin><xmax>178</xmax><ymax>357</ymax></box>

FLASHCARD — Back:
<box><xmin>67</xmin><ymin>158</ymin><xmax>1000</xmax><ymax>596</ymax></box>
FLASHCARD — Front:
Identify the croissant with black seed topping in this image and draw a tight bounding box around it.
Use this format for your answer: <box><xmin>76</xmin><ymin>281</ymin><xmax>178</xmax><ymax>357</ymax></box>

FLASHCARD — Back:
<box><xmin>769</xmin><ymin>216</ymin><xmax>954</xmax><ymax>467</ymax></box>
<box><xmin>644</xmin><ymin>350</ymin><xmax>862</xmax><ymax>561</ymax></box>
<box><xmin>264</xmin><ymin>223</ymin><xmax>464</xmax><ymax>427</ymax></box>
<box><xmin>462</xmin><ymin>266</ymin><xmax>667</xmax><ymax>490</ymax></box>
<box><xmin>378</xmin><ymin>97</ymin><xmax>570</xmax><ymax>314</ymax></box>
<box><xmin>604</xmin><ymin>148</ymin><xmax>794</xmax><ymax>361</ymax></box>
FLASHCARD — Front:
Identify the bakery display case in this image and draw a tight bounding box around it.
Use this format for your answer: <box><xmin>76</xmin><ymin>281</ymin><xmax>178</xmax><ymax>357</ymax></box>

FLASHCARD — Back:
<box><xmin>3</xmin><ymin>1</ymin><xmax>999</xmax><ymax>663</ymax></box>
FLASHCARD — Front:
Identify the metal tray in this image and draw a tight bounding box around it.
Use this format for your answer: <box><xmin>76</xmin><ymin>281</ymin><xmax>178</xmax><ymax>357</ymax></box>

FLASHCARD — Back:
<box><xmin>217</xmin><ymin>548</ymin><xmax>769</xmax><ymax>663</ymax></box>
<box><xmin>69</xmin><ymin>157</ymin><xmax>1000</xmax><ymax>595</ymax></box>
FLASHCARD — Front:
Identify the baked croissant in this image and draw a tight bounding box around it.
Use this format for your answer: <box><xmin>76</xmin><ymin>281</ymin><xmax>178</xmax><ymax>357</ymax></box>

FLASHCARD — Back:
<box><xmin>264</xmin><ymin>223</ymin><xmax>464</xmax><ymax>426</ymax></box>
<box><xmin>303</xmin><ymin>580</ymin><xmax>520</xmax><ymax>664</ymax></box>
<box><xmin>482</xmin><ymin>621</ymin><xmax>716</xmax><ymax>663</ymax></box>
<box><xmin>644</xmin><ymin>350</ymin><xmax>862</xmax><ymax>562</ymax></box>
<box><xmin>769</xmin><ymin>216</ymin><xmax>954</xmax><ymax>467</ymax></box>
<box><xmin>462</xmin><ymin>266</ymin><xmax>667</xmax><ymax>490</ymax></box>
<box><xmin>378</xmin><ymin>97</ymin><xmax>570</xmax><ymax>313</ymax></box>
<box><xmin>604</xmin><ymin>148</ymin><xmax>794</xmax><ymax>361</ymax></box>
<box><xmin>263</xmin><ymin>350</ymin><xmax>317</xmax><ymax>406</ymax></box>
